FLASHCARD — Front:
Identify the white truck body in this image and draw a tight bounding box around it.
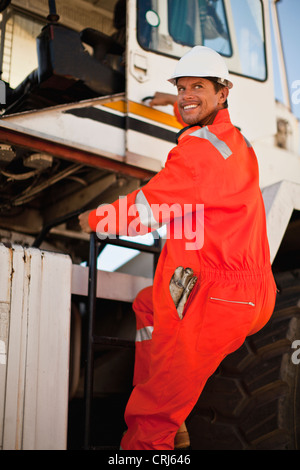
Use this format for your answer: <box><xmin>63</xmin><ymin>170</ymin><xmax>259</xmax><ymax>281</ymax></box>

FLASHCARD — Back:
<box><xmin>0</xmin><ymin>0</ymin><xmax>299</xmax><ymax>449</ymax></box>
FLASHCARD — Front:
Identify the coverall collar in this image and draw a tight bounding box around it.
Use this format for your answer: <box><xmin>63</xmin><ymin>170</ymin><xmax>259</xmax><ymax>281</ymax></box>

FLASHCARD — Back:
<box><xmin>176</xmin><ymin>108</ymin><xmax>231</xmax><ymax>144</ymax></box>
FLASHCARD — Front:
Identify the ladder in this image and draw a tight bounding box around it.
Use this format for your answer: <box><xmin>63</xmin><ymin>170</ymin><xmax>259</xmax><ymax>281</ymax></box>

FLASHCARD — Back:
<box><xmin>83</xmin><ymin>232</ymin><xmax>161</xmax><ymax>449</ymax></box>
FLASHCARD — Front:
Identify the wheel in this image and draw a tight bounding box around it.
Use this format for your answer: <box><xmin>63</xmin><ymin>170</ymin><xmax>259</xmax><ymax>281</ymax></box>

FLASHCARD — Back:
<box><xmin>188</xmin><ymin>270</ymin><xmax>300</xmax><ymax>450</ymax></box>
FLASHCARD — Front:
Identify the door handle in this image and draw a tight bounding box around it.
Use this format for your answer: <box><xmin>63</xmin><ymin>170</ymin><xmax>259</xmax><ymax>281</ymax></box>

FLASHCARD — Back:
<box><xmin>130</xmin><ymin>52</ymin><xmax>149</xmax><ymax>83</ymax></box>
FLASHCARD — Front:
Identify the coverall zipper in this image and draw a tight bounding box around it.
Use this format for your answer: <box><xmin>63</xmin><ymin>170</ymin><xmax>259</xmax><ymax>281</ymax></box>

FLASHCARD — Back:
<box><xmin>209</xmin><ymin>297</ymin><xmax>255</xmax><ymax>307</ymax></box>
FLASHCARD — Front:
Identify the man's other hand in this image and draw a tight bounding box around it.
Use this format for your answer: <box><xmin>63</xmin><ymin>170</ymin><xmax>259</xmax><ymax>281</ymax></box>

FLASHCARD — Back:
<box><xmin>78</xmin><ymin>210</ymin><xmax>93</xmax><ymax>233</ymax></box>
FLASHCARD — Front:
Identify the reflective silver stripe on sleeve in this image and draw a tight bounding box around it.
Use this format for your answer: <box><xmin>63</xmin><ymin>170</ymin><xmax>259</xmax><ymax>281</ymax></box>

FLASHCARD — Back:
<box><xmin>135</xmin><ymin>190</ymin><xmax>160</xmax><ymax>229</ymax></box>
<box><xmin>190</xmin><ymin>126</ymin><xmax>232</xmax><ymax>160</ymax></box>
<box><xmin>135</xmin><ymin>326</ymin><xmax>154</xmax><ymax>342</ymax></box>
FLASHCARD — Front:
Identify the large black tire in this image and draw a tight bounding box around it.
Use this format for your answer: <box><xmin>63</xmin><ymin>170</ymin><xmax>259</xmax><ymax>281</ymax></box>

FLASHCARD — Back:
<box><xmin>188</xmin><ymin>270</ymin><xmax>300</xmax><ymax>450</ymax></box>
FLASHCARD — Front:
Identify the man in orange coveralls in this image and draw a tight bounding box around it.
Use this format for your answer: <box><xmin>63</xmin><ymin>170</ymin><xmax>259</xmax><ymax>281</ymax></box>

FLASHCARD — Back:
<box><xmin>79</xmin><ymin>46</ymin><xmax>277</xmax><ymax>450</ymax></box>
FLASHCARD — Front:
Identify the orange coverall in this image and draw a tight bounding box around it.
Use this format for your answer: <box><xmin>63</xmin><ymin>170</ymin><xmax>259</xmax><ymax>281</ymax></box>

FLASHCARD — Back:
<box><xmin>88</xmin><ymin>108</ymin><xmax>277</xmax><ymax>450</ymax></box>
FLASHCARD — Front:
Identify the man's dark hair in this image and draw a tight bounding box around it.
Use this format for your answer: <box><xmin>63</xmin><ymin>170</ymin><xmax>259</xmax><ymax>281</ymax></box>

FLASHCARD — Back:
<box><xmin>207</xmin><ymin>77</ymin><xmax>229</xmax><ymax>108</ymax></box>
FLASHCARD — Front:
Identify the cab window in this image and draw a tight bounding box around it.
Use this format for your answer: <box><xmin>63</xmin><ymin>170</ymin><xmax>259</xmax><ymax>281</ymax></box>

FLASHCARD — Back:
<box><xmin>137</xmin><ymin>0</ymin><xmax>266</xmax><ymax>81</ymax></box>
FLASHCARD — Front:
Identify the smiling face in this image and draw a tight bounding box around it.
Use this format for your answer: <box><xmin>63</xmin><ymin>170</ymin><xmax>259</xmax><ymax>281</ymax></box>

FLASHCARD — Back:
<box><xmin>176</xmin><ymin>77</ymin><xmax>229</xmax><ymax>126</ymax></box>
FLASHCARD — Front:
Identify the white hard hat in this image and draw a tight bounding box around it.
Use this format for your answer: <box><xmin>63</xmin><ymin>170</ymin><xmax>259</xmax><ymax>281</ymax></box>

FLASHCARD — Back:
<box><xmin>168</xmin><ymin>46</ymin><xmax>233</xmax><ymax>89</ymax></box>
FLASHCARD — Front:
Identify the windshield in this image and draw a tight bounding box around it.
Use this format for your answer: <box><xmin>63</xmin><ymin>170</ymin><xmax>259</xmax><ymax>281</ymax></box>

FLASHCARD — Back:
<box><xmin>137</xmin><ymin>0</ymin><xmax>267</xmax><ymax>81</ymax></box>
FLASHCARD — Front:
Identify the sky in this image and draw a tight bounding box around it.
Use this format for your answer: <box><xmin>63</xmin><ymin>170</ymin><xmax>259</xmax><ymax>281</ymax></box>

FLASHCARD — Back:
<box><xmin>98</xmin><ymin>0</ymin><xmax>300</xmax><ymax>273</ymax></box>
<box><xmin>275</xmin><ymin>0</ymin><xmax>300</xmax><ymax>118</ymax></box>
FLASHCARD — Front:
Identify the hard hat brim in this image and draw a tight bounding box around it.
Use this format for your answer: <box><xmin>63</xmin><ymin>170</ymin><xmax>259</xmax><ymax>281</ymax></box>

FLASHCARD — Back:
<box><xmin>168</xmin><ymin>46</ymin><xmax>233</xmax><ymax>89</ymax></box>
<box><xmin>168</xmin><ymin>74</ymin><xmax>233</xmax><ymax>89</ymax></box>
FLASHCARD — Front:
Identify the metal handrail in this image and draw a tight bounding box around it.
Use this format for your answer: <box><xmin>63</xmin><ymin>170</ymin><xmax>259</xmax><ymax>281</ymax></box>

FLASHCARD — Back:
<box><xmin>83</xmin><ymin>231</ymin><xmax>161</xmax><ymax>449</ymax></box>
<box><xmin>32</xmin><ymin>208</ymin><xmax>84</xmax><ymax>248</ymax></box>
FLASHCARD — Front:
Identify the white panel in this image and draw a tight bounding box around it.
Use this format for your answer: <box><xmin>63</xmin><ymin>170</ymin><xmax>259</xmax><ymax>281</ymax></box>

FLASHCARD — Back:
<box><xmin>254</xmin><ymin>141</ymin><xmax>300</xmax><ymax>189</ymax></box>
<box><xmin>126</xmin><ymin>130</ymin><xmax>175</xmax><ymax>169</ymax></box>
<box><xmin>3</xmin><ymin>246</ymin><xmax>28</xmax><ymax>450</ymax></box>
<box><xmin>0</xmin><ymin>245</ymin><xmax>72</xmax><ymax>450</ymax></box>
<box><xmin>72</xmin><ymin>264</ymin><xmax>152</xmax><ymax>303</ymax></box>
<box><xmin>0</xmin><ymin>244</ymin><xmax>12</xmax><ymax>450</ymax></box>
<box><xmin>22</xmin><ymin>249</ymin><xmax>72</xmax><ymax>450</ymax></box>
<box><xmin>20</xmin><ymin>249</ymin><xmax>41</xmax><ymax>450</ymax></box>
<box><xmin>262</xmin><ymin>181</ymin><xmax>300</xmax><ymax>263</ymax></box>
<box><xmin>2</xmin><ymin>98</ymin><xmax>126</xmax><ymax>162</ymax></box>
